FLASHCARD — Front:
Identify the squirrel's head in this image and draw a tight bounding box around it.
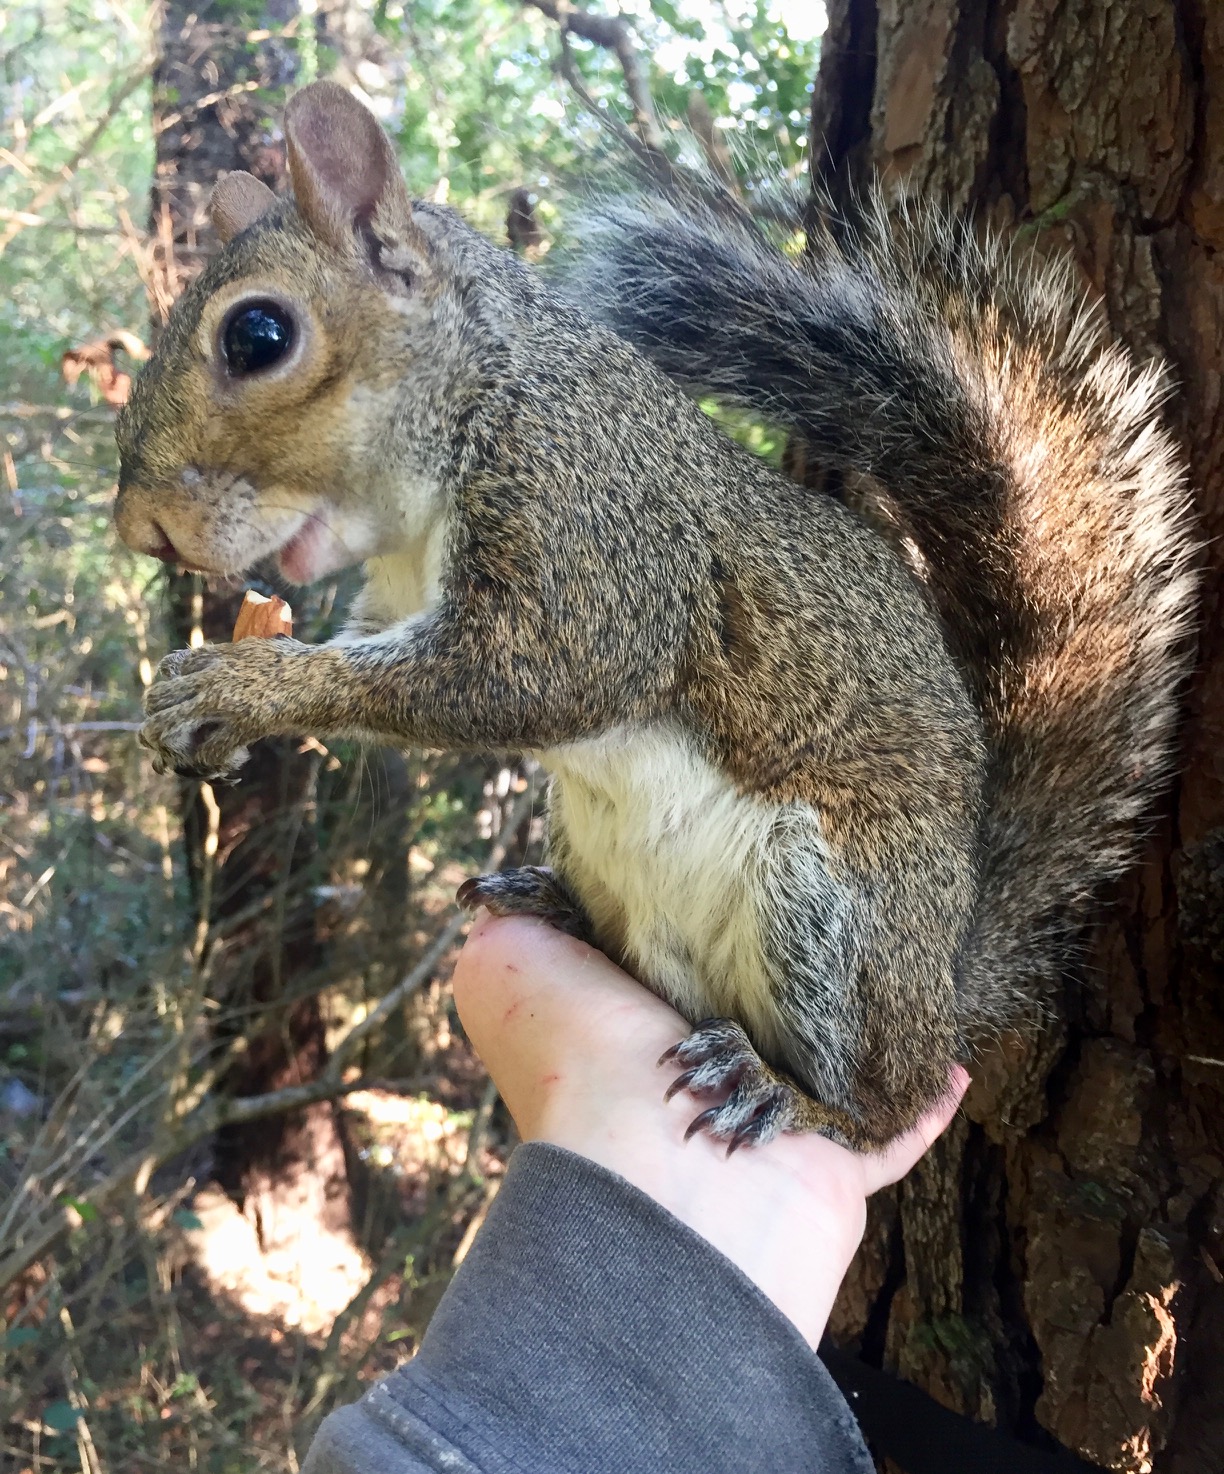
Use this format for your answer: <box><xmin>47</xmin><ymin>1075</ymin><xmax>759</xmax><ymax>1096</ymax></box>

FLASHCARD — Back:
<box><xmin>115</xmin><ymin>82</ymin><xmax>491</xmax><ymax>584</ymax></box>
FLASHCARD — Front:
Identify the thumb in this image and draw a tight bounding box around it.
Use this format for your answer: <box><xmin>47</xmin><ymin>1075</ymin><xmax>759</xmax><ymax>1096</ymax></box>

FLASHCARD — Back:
<box><xmin>859</xmin><ymin>1065</ymin><xmax>971</xmax><ymax>1195</ymax></box>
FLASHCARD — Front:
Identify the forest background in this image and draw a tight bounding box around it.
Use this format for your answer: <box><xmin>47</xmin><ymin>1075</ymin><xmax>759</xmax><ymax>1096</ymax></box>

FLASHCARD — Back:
<box><xmin>2</xmin><ymin>1</ymin><xmax>1223</xmax><ymax>1473</ymax></box>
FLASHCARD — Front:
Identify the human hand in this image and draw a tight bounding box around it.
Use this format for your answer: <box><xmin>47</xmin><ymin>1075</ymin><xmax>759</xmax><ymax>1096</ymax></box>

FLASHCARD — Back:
<box><xmin>451</xmin><ymin>914</ymin><xmax>969</xmax><ymax>1350</ymax></box>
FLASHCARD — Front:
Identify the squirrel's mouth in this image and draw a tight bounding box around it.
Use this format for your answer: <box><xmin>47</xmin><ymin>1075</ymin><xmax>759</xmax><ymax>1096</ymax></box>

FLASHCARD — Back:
<box><xmin>116</xmin><ymin>478</ymin><xmax>379</xmax><ymax>584</ymax></box>
<box><xmin>276</xmin><ymin>515</ymin><xmax>332</xmax><ymax>584</ymax></box>
<box><xmin>146</xmin><ymin>521</ymin><xmax>184</xmax><ymax>565</ymax></box>
<box><xmin>271</xmin><ymin>507</ymin><xmax>378</xmax><ymax>585</ymax></box>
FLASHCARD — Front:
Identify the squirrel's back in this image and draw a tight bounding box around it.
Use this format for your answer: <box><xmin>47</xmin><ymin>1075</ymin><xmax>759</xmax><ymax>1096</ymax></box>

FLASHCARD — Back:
<box><xmin>559</xmin><ymin>188</ymin><xmax>1199</xmax><ymax>1031</ymax></box>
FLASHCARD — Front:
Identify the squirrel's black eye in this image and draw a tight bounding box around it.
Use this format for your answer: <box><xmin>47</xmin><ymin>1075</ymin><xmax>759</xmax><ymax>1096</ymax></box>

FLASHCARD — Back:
<box><xmin>222</xmin><ymin>301</ymin><xmax>294</xmax><ymax>375</ymax></box>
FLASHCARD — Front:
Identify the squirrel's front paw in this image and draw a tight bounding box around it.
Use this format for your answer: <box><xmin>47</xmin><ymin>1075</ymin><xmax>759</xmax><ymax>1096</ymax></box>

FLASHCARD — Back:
<box><xmin>140</xmin><ymin>637</ymin><xmax>307</xmax><ymax>780</ymax></box>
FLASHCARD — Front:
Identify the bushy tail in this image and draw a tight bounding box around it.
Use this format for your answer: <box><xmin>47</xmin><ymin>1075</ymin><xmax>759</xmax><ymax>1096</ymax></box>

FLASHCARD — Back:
<box><xmin>560</xmin><ymin>190</ymin><xmax>1198</xmax><ymax>1026</ymax></box>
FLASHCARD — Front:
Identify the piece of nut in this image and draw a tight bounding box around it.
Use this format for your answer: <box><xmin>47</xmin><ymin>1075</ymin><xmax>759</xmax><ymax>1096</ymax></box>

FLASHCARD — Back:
<box><xmin>232</xmin><ymin>591</ymin><xmax>293</xmax><ymax>641</ymax></box>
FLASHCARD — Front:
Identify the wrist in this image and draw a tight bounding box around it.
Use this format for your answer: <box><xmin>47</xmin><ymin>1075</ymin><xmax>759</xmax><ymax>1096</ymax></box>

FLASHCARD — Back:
<box><xmin>532</xmin><ymin>1102</ymin><xmax>866</xmax><ymax>1350</ymax></box>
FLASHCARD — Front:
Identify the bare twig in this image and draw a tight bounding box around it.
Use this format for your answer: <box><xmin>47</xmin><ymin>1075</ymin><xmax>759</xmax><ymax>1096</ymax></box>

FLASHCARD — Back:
<box><xmin>0</xmin><ymin>401</ymin><xmax>117</xmax><ymax>421</ymax></box>
<box><xmin>0</xmin><ymin>784</ymin><xmax>538</xmax><ymax>1293</ymax></box>
<box><xmin>302</xmin><ymin>1076</ymin><xmax>504</xmax><ymax>1419</ymax></box>
<box><xmin>0</xmin><ymin>722</ymin><xmax>143</xmax><ymax>741</ymax></box>
<box><xmin>687</xmin><ymin>90</ymin><xmax>738</xmax><ymax>192</ymax></box>
<box><xmin>0</xmin><ymin>1075</ymin><xmax>376</xmax><ymax>1295</ymax></box>
<box><xmin>300</xmin><ymin>1218</ymin><xmax>425</xmax><ymax>1417</ymax></box>
<box><xmin>555</xmin><ymin>32</ymin><xmax>677</xmax><ymax>191</ymax></box>
<box><xmin>0</xmin><ymin>66</ymin><xmax>151</xmax><ymax>256</ymax></box>
<box><xmin>154</xmin><ymin>79</ymin><xmax>261</xmax><ymax>136</ymax></box>
<box><xmin>525</xmin><ymin>0</ymin><xmax>664</xmax><ymax>153</ymax></box>
<box><xmin>0</xmin><ymin>209</ymin><xmax>127</xmax><ymax>237</ymax></box>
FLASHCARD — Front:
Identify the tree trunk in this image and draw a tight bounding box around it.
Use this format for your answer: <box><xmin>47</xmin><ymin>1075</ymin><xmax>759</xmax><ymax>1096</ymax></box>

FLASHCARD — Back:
<box><xmin>149</xmin><ymin>0</ymin><xmax>354</xmax><ymax>1251</ymax></box>
<box><xmin>815</xmin><ymin>4</ymin><xmax>1224</xmax><ymax>1471</ymax></box>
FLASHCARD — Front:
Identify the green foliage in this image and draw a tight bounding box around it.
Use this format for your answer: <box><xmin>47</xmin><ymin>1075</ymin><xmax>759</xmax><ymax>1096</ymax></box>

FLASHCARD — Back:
<box><xmin>699</xmin><ymin>397</ymin><xmax>786</xmax><ymax>465</ymax></box>
<box><xmin>41</xmin><ymin>1398</ymin><xmax>83</xmax><ymax>1433</ymax></box>
<box><xmin>1</xmin><ymin>0</ymin><xmax>152</xmax><ymax>401</ymax></box>
<box><xmin>648</xmin><ymin>0</ymin><xmax>819</xmax><ymax>172</ymax></box>
<box><xmin>370</xmin><ymin>0</ymin><xmax>819</xmax><ymax>233</ymax></box>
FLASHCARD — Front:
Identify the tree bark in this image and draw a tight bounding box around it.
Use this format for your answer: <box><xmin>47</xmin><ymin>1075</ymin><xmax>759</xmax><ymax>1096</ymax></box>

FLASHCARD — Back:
<box><xmin>816</xmin><ymin>5</ymin><xmax>1224</xmax><ymax>1471</ymax></box>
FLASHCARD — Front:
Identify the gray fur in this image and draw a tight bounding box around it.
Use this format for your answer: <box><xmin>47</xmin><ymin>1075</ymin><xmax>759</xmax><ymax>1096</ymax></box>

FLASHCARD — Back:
<box><xmin>116</xmin><ymin>84</ymin><xmax>1197</xmax><ymax>1149</ymax></box>
<box><xmin>559</xmin><ymin>187</ymin><xmax>1200</xmax><ymax>1034</ymax></box>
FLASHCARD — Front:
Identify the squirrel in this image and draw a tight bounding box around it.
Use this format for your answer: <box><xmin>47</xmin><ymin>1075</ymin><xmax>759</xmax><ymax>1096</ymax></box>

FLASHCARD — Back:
<box><xmin>114</xmin><ymin>81</ymin><xmax>1197</xmax><ymax>1152</ymax></box>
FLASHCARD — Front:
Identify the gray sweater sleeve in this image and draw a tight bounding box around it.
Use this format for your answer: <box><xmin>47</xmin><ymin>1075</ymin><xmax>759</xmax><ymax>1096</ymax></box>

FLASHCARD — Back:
<box><xmin>303</xmin><ymin>1141</ymin><xmax>874</xmax><ymax>1474</ymax></box>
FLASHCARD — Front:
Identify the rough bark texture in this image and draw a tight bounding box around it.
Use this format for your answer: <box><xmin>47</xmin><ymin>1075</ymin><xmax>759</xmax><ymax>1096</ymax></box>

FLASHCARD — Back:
<box><xmin>817</xmin><ymin>4</ymin><xmax>1224</xmax><ymax>1471</ymax></box>
<box><xmin>150</xmin><ymin>0</ymin><xmax>355</xmax><ymax>1254</ymax></box>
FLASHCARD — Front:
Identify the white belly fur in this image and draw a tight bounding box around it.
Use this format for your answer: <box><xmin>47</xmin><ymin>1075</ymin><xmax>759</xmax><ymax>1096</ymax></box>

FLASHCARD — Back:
<box><xmin>543</xmin><ymin>723</ymin><xmax>818</xmax><ymax>1056</ymax></box>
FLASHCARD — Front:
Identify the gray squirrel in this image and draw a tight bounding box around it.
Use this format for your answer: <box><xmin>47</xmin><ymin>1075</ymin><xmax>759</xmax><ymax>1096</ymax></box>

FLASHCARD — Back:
<box><xmin>114</xmin><ymin>81</ymin><xmax>1197</xmax><ymax>1151</ymax></box>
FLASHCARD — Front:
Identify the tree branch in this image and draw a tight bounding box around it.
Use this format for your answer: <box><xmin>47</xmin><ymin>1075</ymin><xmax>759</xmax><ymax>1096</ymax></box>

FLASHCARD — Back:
<box><xmin>525</xmin><ymin>0</ymin><xmax>664</xmax><ymax>153</ymax></box>
<box><xmin>555</xmin><ymin>31</ymin><xmax>677</xmax><ymax>191</ymax></box>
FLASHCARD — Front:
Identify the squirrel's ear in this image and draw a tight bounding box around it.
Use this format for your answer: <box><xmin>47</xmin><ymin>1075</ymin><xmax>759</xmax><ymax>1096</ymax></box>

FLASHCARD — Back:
<box><xmin>284</xmin><ymin>81</ymin><xmax>411</xmax><ymax>251</ymax></box>
<box><xmin>210</xmin><ymin>172</ymin><xmax>278</xmax><ymax>243</ymax></box>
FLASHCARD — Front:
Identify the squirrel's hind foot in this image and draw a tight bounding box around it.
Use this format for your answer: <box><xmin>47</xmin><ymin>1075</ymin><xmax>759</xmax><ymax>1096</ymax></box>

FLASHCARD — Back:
<box><xmin>457</xmin><ymin>865</ymin><xmax>591</xmax><ymax>941</ymax></box>
<box><xmin>660</xmin><ymin>1019</ymin><xmax>861</xmax><ymax>1152</ymax></box>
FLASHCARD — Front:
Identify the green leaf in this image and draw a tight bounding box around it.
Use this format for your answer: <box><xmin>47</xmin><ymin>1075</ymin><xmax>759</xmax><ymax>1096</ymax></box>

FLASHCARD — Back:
<box><xmin>649</xmin><ymin>0</ymin><xmax>683</xmax><ymax>26</ymax></box>
<box><xmin>169</xmin><ymin>1371</ymin><xmax>199</xmax><ymax>1399</ymax></box>
<box><xmin>43</xmin><ymin>1400</ymin><xmax>82</xmax><ymax>1433</ymax></box>
<box><xmin>58</xmin><ymin>1195</ymin><xmax>98</xmax><ymax>1223</ymax></box>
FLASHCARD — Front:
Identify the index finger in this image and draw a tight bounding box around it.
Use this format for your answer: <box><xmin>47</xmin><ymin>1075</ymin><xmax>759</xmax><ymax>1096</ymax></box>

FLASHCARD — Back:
<box><xmin>451</xmin><ymin>913</ymin><xmax>686</xmax><ymax>1133</ymax></box>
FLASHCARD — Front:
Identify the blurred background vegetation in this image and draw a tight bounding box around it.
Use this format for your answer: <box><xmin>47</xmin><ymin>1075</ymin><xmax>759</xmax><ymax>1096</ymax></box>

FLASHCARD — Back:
<box><xmin>0</xmin><ymin>2</ymin><xmax>821</xmax><ymax>1468</ymax></box>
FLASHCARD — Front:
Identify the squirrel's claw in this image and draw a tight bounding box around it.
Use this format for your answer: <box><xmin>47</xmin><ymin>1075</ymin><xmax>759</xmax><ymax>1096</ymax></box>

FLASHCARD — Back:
<box><xmin>455</xmin><ymin>866</ymin><xmax>591</xmax><ymax>941</ymax></box>
<box><xmin>141</xmin><ymin>713</ymin><xmax>251</xmax><ymax>781</ymax></box>
<box><xmin>662</xmin><ymin>1018</ymin><xmax>842</xmax><ymax>1152</ymax></box>
<box><xmin>139</xmin><ymin>639</ymin><xmax>280</xmax><ymax>780</ymax></box>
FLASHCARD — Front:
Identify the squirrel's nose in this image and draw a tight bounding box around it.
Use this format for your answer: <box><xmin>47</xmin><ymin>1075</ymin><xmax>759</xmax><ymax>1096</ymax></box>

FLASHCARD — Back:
<box><xmin>114</xmin><ymin>490</ymin><xmax>180</xmax><ymax>562</ymax></box>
